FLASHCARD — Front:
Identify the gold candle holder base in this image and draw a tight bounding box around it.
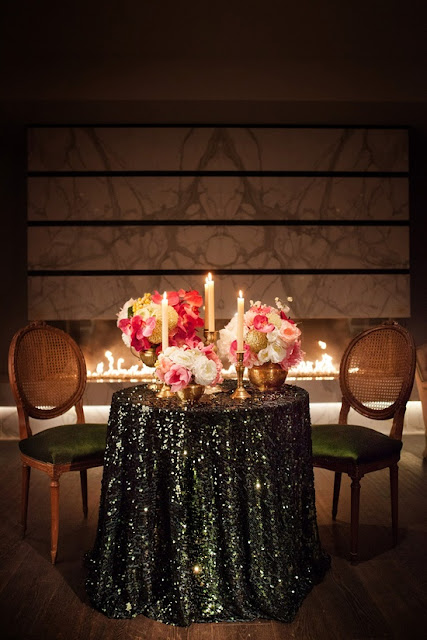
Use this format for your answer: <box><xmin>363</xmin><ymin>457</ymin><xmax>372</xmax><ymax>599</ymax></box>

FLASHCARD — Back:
<box><xmin>204</xmin><ymin>329</ymin><xmax>218</xmax><ymax>346</ymax></box>
<box><xmin>156</xmin><ymin>383</ymin><xmax>174</xmax><ymax>398</ymax></box>
<box><xmin>231</xmin><ymin>351</ymin><xmax>251</xmax><ymax>400</ymax></box>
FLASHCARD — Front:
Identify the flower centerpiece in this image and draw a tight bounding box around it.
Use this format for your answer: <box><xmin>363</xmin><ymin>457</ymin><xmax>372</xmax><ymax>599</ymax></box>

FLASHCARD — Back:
<box><xmin>217</xmin><ymin>297</ymin><xmax>304</xmax><ymax>391</ymax></box>
<box><xmin>117</xmin><ymin>289</ymin><xmax>204</xmax><ymax>356</ymax></box>
<box><xmin>155</xmin><ymin>343</ymin><xmax>223</xmax><ymax>402</ymax></box>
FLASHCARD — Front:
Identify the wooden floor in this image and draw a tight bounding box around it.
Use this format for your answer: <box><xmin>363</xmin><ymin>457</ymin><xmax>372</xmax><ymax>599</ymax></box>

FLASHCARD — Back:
<box><xmin>0</xmin><ymin>435</ymin><xmax>426</xmax><ymax>640</ymax></box>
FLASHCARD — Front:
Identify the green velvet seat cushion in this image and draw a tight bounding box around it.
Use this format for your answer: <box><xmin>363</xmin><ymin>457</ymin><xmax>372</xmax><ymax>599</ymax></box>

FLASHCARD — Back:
<box><xmin>19</xmin><ymin>423</ymin><xmax>108</xmax><ymax>464</ymax></box>
<box><xmin>311</xmin><ymin>423</ymin><xmax>402</xmax><ymax>464</ymax></box>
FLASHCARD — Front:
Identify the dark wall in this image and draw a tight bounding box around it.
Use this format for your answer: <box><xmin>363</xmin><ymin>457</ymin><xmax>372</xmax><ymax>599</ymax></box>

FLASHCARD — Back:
<box><xmin>1</xmin><ymin>1</ymin><xmax>427</xmax><ymax>377</ymax></box>
<box><xmin>1</xmin><ymin>100</ymin><xmax>427</xmax><ymax>381</ymax></box>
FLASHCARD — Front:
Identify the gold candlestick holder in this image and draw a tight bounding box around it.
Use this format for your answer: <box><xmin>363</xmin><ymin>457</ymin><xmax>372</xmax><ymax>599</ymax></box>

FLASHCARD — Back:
<box><xmin>204</xmin><ymin>329</ymin><xmax>218</xmax><ymax>346</ymax></box>
<box><xmin>156</xmin><ymin>383</ymin><xmax>174</xmax><ymax>398</ymax></box>
<box><xmin>231</xmin><ymin>351</ymin><xmax>251</xmax><ymax>400</ymax></box>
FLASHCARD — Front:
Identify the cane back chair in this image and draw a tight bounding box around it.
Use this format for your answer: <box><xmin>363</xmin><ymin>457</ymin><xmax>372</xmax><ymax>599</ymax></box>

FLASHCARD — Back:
<box><xmin>414</xmin><ymin>342</ymin><xmax>427</xmax><ymax>458</ymax></box>
<box><xmin>8</xmin><ymin>321</ymin><xmax>108</xmax><ymax>564</ymax></box>
<box><xmin>311</xmin><ymin>320</ymin><xmax>416</xmax><ymax>563</ymax></box>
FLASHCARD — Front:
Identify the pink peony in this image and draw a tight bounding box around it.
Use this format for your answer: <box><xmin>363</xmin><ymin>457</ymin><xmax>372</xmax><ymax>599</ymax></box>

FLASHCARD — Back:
<box><xmin>164</xmin><ymin>363</ymin><xmax>192</xmax><ymax>392</ymax></box>
<box><xmin>282</xmin><ymin>341</ymin><xmax>305</xmax><ymax>369</ymax></box>
<box><xmin>155</xmin><ymin>356</ymin><xmax>173</xmax><ymax>382</ymax></box>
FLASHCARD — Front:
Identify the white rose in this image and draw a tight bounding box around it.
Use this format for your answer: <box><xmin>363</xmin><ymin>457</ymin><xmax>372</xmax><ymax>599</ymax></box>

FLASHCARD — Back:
<box><xmin>169</xmin><ymin>349</ymin><xmax>195</xmax><ymax>369</ymax></box>
<box><xmin>267</xmin><ymin>341</ymin><xmax>288</xmax><ymax>363</ymax></box>
<box><xmin>193</xmin><ymin>357</ymin><xmax>217</xmax><ymax>385</ymax></box>
<box><xmin>266</xmin><ymin>327</ymin><xmax>279</xmax><ymax>342</ymax></box>
<box><xmin>217</xmin><ymin>317</ymin><xmax>238</xmax><ymax>366</ymax></box>
<box><xmin>257</xmin><ymin>347</ymin><xmax>271</xmax><ymax>364</ymax></box>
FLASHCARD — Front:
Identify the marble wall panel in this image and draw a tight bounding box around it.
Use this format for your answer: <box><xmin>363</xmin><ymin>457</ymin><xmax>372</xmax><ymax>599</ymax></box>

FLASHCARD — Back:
<box><xmin>28</xmin><ymin>274</ymin><xmax>410</xmax><ymax>321</ymax></box>
<box><xmin>28</xmin><ymin>127</ymin><xmax>408</xmax><ymax>172</ymax></box>
<box><xmin>28</xmin><ymin>225</ymin><xmax>409</xmax><ymax>271</ymax></box>
<box><xmin>27</xmin><ymin>126</ymin><xmax>410</xmax><ymax>324</ymax></box>
<box><xmin>27</xmin><ymin>175</ymin><xmax>409</xmax><ymax>222</ymax></box>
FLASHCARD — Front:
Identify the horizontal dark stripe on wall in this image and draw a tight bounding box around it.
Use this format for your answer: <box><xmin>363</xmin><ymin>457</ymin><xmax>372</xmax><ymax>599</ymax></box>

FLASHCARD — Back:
<box><xmin>27</xmin><ymin>170</ymin><xmax>409</xmax><ymax>178</ymax></box>
<box><xmin>28</xmin><ymin>268</ymin><xmax>410</xmax><ymax>277</ymax></box>
<box><xmin>27</xmin><ymin>123</ymin><xmax>411</xmax><ymax>130</ymax></box>
<box><xmin>28</xmin><ymin>219</ymin><xmax>410</xmax><ymax>227</ymax></box>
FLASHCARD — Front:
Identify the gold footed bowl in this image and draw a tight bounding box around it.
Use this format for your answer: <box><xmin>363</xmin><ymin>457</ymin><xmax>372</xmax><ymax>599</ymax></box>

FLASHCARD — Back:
<box><xmin>176</xmin><ymin>384</ymin><xmax>205</xmax><ymax>404</ymax></box>
<box><xmin>248</xmin><ymin>363</ymin><xmax>288</xmax><ymax>392</ymax></box>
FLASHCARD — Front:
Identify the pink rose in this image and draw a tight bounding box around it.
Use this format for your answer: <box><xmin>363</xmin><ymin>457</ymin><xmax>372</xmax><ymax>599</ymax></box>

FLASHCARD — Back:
<box><xmin>164</xmin><ymin>363</ymin><xmax>192</xmax><ymax>392</ymax></box>
<box><xmin>279</xmin><ymin>320</ymin><xmax>301</xmax><ymax>345</ymax></box>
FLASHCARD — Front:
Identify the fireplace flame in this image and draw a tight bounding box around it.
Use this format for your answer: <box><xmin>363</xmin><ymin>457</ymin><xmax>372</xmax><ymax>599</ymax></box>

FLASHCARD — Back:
<box><xmin>87</xmin><ymin>343</ymin><xmax>339</xmax><ymax>382</ymax></box>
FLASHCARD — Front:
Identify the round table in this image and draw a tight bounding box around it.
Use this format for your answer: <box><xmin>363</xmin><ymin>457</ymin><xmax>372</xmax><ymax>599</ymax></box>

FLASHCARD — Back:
<box><xmin>85</xmin><ymin>380</ymin><xmax>329</xmax><ymax>627</ymax></box>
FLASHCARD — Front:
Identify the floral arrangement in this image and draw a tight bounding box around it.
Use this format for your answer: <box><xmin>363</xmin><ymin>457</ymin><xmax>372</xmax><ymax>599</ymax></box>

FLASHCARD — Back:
<box><xmin>155</xmin><ymin>343</ymin><xmax>223</xmax><ymax>392</ymax></box>
<box><xmin>117</xmin><ymin>289</ymin><xmax>204</xmax><ymax>353</ymax></box>
<box><xmin>217</xmin><ymin>297</ymin><xmax>304</xmax><ymax>370</ymax></box>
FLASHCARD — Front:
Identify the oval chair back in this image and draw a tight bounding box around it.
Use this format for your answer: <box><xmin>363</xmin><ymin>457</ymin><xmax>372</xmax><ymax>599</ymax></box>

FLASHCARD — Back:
<box><xmin>338</xmin><ymin>321</ymin><xmax>416</xmax><ymax>439</ymax></box>
<box><xmin>9</xmin><ymin>321</ymin><xmax>87</xmax><ymax>438</ymax></box>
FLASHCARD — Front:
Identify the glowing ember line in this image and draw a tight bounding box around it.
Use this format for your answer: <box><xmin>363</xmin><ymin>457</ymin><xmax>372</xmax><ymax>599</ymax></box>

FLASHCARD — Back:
<box><xmin>87</xmin><ymin>348</ymin><xmax>339</xmax><ymax>382</ymax></box>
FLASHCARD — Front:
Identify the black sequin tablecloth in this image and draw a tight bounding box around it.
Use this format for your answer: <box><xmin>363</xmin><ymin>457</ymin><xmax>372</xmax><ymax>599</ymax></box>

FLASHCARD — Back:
<box><xmin>85</xmin><ymin>380</ymin><xmax>330</xmax><ymax>627</ymax></box>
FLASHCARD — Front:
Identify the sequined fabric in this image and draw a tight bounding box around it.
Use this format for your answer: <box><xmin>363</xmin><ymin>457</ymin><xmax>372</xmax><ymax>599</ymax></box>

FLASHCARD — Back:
<box><xmin>85</xmin><ymin>380</ymin><xmax>330</xmax><ymax>627</ymax></box>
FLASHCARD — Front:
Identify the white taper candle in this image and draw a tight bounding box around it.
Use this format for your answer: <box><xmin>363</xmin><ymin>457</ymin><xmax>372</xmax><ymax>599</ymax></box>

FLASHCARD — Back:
<box><xmin>237</xmin><ymin>290</ymin><xmax>244</xmax><ymax>351</ymax></box>
<box><xmin>161</xmin><ymin>292</ymin><xmax>168</xmax><ymax>352</ymax></box>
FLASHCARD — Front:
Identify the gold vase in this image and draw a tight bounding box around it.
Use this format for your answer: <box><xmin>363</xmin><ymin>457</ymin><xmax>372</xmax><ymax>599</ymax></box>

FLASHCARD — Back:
<box><xmin>139</xmin><ymin>347</ymin><xmax>158</xmax><ymax>367</ymax></box>
<box><xmin>248</xmin><ymin>363</ymin><xmax>288</xmax><ymax>392</ymax></box>
<box><xmin>139</xmin><ymin>347</ymin><xmax>161</xmax><ymax>390</ymax></box>
<box><xmin>176</xmin><ymin>384</ymin><xmax>205</xmax><ymax>404</ymax></box>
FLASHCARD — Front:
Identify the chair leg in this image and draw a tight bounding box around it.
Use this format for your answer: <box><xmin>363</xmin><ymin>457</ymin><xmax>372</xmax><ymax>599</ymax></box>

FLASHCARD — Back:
<box><xmin>21</xmin><ymin>463</ymin><xmax>31</xmax><ymax>537</ymax></box>
<box><xmin>50</xmin><ymin>478</ymin><xmax>60</xmax><ymax>564</ymax></box>
<box><xmin>350</xmin><ymin>475</ymin><xmax>361</xmax><ymax>564</ymax></box>
<box><xmin>332</xmin><ymin>472</ymin><xmax>342</xmax><ymax>520</ymax></box>
<box><xmin>80</xmin><ymin>470</ymin><xmax>88</xmax><ymax>518</ymax></box>
<box><xmin>390</xmin><ymin>463</ymin><xmax>399</xmax><ymax>546</ymax></box>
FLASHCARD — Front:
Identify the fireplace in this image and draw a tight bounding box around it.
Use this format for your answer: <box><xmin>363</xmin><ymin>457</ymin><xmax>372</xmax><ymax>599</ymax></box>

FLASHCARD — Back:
<box><xmin>46</xmin><ymin>316</ymin><xmax>391</xmax><ymax>384</ymax></box>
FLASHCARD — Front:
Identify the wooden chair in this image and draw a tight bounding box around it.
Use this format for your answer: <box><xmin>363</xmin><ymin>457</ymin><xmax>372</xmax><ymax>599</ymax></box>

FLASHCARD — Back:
<box><xmin>311</xmin><ymin>320</ymin><xmax>416</xmax><ymax>564</ymax></box>
<box><xmin>414</xmin><ymin>343</ymin><xmax>427</xmax><ymax>458</ymax></box>
<box><xmin>8</xmin><ymin>321</ymin><xmax>108</xmax><ymax>564</ymax></box>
